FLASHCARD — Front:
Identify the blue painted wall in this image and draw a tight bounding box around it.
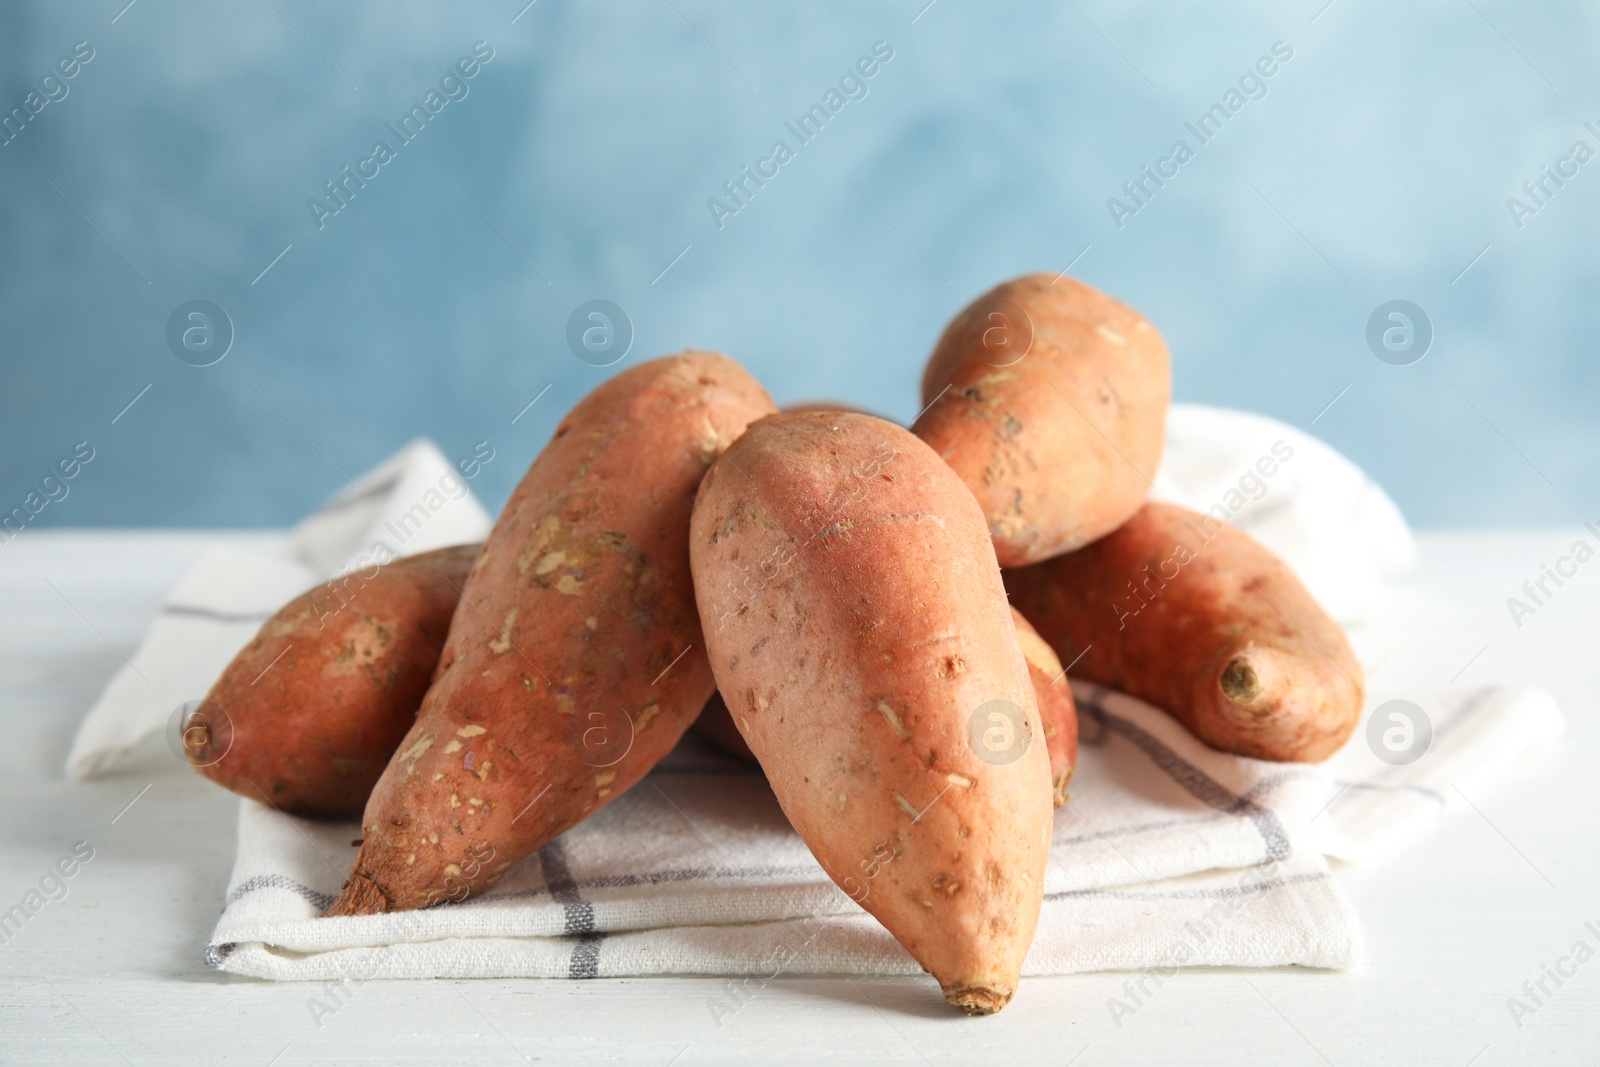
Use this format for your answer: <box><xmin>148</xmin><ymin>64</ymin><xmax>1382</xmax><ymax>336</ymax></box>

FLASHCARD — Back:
<box><xmin>2</xmin><ymin>1</ymin><xmax>1594</xmax><ymax>529</ymax></box>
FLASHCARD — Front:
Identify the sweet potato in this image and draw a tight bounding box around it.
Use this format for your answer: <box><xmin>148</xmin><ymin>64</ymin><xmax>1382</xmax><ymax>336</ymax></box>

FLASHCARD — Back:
<box><xmin>1006</xmin><ymin>502</ymin><xmax>1363</xmax><ymax>762</ymax></box>
<box><xmin>692</xmin><ymin>691</ymin><xmax>756</xmax><ymax>761</ymax></box>
<box><xmin>690</xmin><ymin>411</ymin><xmax>1053</xmax><ymax>1015</ymax></box>
<box><xmin>1010</xmin><ymin>608</ymin><xmax>1078</xmax><ymax>807</ymax></box>
<box><xmin>782</xmin><ymin>399</ymin><xmax>880</xmax><ymax>417</ymax></box>
<box><xmin>326</xmin><ymin>352</ymin><xmax>776</xmax><ymax>915</ymax></box>
<box><xmin>696</xmin><ymin>606</ymin><xmax>1078</xmax><ymax>807</ymax></box>
<box><xmin>912</xmin><ymin>273</ymin><xmax>1170</xmax><ymax>566</ymax></box>
<box><xmin>183</xmin><ymin>544</ymin><xmax>477</xmax><ymax>819</ymax></box>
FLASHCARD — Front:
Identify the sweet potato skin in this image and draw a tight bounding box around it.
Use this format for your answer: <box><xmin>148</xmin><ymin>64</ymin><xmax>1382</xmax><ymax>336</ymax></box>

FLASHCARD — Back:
<box><xmin>690</xmin><ymin>412</ymin><xmax>1053</xmax><ymax>1014</ymax></box>
<box><xmin>912</xmin><ymin>273</ymin><xmax>1170</xmax><ymax>566</ymax></box>
<box><xmin>695</xmin><ymin>606</ymin><xmax>1078</xmax><ymax>807</ymax></box>
<box><xmin>328</xmin><ymin>352</ymin><xmax>776</xmax><ymax>915</ymax></box>
<box><xmin>1010</xmin><ymin>608</ymin><xmax>1078</xmax><ymax>807</ymax></box>
<box><xmin>1006</xmin><ymin>502</ymin><xmax>1363</xmax><ymax>762</ymax></box>
<box><xmin>183</xmin><ymin>544</ymin><xmax>477</xmax><ymax>819</ymax></box>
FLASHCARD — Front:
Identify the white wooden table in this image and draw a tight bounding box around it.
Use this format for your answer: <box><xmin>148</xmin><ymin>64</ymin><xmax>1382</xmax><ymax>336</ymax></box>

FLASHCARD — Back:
<box><xmin>1</xmin><ymin>529</ymin><xmax>1595</xmax><ymax>1065</ymax></box>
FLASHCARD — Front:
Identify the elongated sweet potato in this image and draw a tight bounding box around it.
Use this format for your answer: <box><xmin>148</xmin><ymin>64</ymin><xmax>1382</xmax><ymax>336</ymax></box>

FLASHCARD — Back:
<box><xmin>691</xmin><ymin>412</ymin><xmax>1053</xmax><ymax>1015</ymax></box>
<box><xmin>183</xmin><ymin>544</ymin><xmax>478</xmax><ymax>819</ymax></box>
<box><xmin>912</xmin><ymin>273</ymin><xmax>1170</xmax><ymax>566</ymax></box>
<box><xmin>695</xmin><ymin>605</ymin><xmax>1078</xmax><ymax>807</ymax></box>
<box><xmin>1006</xmin><ymin>502</ymin><xmax>1363</xmax><ymax>762</ymax></box>
<box><xmin>327</xmin><ymin>352</ymin><xmax>776</xmax><ymax>915</ymax></box>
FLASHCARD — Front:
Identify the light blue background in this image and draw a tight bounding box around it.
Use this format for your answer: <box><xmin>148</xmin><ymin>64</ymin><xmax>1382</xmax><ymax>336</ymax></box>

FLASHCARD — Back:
<box><xmin>2</xmin><ymin>1</ymin><xmax>1595</xmax><ymax>528</ymax></box>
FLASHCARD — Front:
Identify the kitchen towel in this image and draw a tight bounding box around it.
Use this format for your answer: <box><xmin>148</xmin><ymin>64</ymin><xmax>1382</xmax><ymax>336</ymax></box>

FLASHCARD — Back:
<box><xmin>205</xmin><ymin>679</ymin><xmax>1561</xmax><ymax>981</ymax></box>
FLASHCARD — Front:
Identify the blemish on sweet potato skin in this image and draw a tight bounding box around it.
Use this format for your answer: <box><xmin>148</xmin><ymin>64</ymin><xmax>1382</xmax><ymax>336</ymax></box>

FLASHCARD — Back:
<box><xmin>185</xmin><ymin>544</ymin><xmax>479</xmax><ymax>820</ymax></box>
<box><xmin>327</xmin><ymin>352</ymin><xmax>775</xmax><ymax>915</ymax></box>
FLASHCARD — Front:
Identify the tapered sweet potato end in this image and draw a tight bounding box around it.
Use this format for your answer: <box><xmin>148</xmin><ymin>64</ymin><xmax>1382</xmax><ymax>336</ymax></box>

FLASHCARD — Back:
<box><xmin>324</xmin><ymin>870</ymin><xmax>391</xmax><ymax>917</ymax></box>
<box><xmin>181</xmin><ymin>700</ymin><xmax>225</xmax><ymax>767</ymax></box>
<box><xmin>1051</xmin><ymin>766</ymin><xmax>1074</xmax><ymax>809</ymax></box>
<box><xmin>941</xmin><ymin>981</ymin><xmax>1014</xmax><ymax>1016</ymax></box>
<box><xmin>1206</xmin><ymin>647</ymin><xmax>1363</xmax><ymax>763</ymax></box>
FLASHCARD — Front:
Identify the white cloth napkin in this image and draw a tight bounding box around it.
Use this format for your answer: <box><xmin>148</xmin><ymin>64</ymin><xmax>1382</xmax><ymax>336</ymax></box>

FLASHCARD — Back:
<box><xmin>60</xmin><ymin>417</ymin><xmax>1562</xmax><ymax>983</ymax></box>
<box><xmin>65</xmin><ymin>439</ymin><xmax>493</xmax><ymax>780</ymax></box>
<box><xmin>205</xmin><ymin>680</ymin><xmax>1561</xmax><ymax>981</ymax></box>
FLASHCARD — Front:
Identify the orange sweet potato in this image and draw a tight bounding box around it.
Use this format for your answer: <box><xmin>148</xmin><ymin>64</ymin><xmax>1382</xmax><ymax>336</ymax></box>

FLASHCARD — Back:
<box><xmin>690</xmin><ymin>411</ymin><xmax>1053</xmax><ymax>1015</ymax></box>
<box><xmin>695</xmin><ymin>606</ymin><xmax>1078</xmax><ymax>807</ymax></box>
<box><xmin>1010</xmin><ymin>607</ymin><xmax>1078</xmax><ymax>807</ymax></box>
<box><xmin>183</xmin><ymin>544</ymin><xmax>477</xmax><ymax>819</ymax></box>
<box><xmin>326</xmin><ymin>352</ymin><xmax>776</xmax><ymax>915</ymax></box>
<box><xmin>912</xmin><ymin>273</ymin><xmax>1170</xmax><ymax>566</ymax></box>
<box><xmin>1006</xmin><ymin>502</ymin><xmax>1363</xmax><ymax>762</ymax></box>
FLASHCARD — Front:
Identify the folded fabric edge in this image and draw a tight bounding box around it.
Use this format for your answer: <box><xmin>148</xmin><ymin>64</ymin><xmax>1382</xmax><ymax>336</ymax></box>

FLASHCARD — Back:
<box><xmin>211</xmin><ymin>942</ymin><xmax>1361</xmax><ymax>983</ymax></box>
<box><xmin>207</xmin><ymin>858</ymin><xmax>1362</xmax><ymax>981</ymax></box>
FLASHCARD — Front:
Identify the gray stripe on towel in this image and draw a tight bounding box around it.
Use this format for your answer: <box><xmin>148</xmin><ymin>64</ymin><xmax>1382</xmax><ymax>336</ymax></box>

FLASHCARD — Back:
<box><xmin>311</xmin><ymin>475</ymin><xmax>401</xmax><ymax>516</ymax></box>
<box><xmin>538</xmin><ymin>838</ymin><xmax>604</xmax><ymax>979</ymax></box>
<box><xmin>225</xmin><ymin>873</ymin><xmax>336</xmax><ymax>911</ymax></box>
<box><xmin>1077</xmin><ymin>687</ymin><xmax>1293</xmax><ymax>863</ymax></box>
<box><xmin>218</xmin><ymin>862</ymin><xmax>825</xmax><ymax>916</ymax></box>
<box><xmin>1044</xmin><ymin>870</ymin><xmax>1329</xmax><ymax>904</ymax></box>
<box><xmin>161</xmin><ymin>604</ymin><xmax>274</xmax><ymax>623</ymax></box>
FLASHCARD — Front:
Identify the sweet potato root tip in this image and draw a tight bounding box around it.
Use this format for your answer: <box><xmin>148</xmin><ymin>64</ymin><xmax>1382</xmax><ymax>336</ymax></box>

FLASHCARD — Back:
<box><xmin>943</xmin><ymin>983</ymin><xmax>1013</xmax><ymax>1016</ymax></box>
<box><xmin>324</xmin><ymin>870</ymin><xmax>391</xmax><ymax>917</ymax></box>
<box><xmin>1220</xmin><ymin>655</ymin><xmax>1263</xmax><ymax>704</ymax></box>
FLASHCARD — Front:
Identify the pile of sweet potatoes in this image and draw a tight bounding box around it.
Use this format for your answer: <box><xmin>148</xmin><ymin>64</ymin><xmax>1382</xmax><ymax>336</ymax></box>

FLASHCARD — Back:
<box><xmin>186</xmin><ymin>274</ymin><xmax>1362</xmax><ymax>1013</ymax></box>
